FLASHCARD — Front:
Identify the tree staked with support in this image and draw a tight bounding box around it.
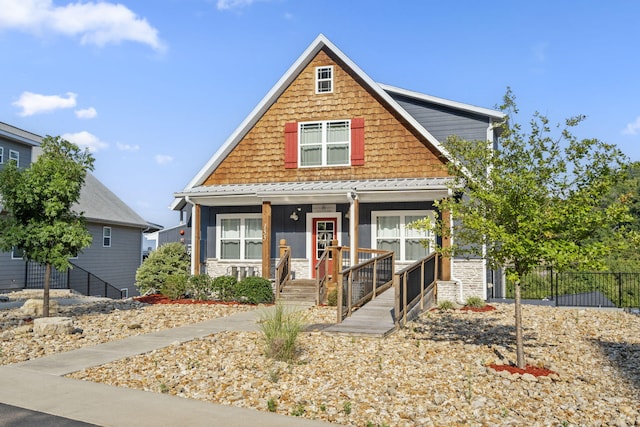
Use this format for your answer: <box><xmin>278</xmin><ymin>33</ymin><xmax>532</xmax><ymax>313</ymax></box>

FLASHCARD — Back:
<box><xmin>0</xmin><ymin>136</ymin><xmax>94</xmax><ymax>317</ymax></box>
<box><xmin>411</xmin><ymin>89</ymin><xmax>635</xmax><ymax>368</ymax></box>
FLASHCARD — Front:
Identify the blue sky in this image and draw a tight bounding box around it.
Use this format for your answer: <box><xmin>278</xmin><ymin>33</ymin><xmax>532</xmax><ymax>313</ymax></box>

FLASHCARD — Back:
<box><xmin>1</xmin><ymin>0</ymin><xmax>639</xmax><ymax>228</ymax></box>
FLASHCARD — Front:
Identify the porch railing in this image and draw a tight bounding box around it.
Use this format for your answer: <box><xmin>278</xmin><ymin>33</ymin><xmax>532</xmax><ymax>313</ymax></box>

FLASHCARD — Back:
<box><xmin>394</xmin><ymin>253</ymin><xmax>439</xmax><ymax>327</ymax></box>
<box><xmin>275</xmin><ymin>242</ymin><xmax>291</xmax><ymax>298</ymax></box>
<box><xmin>315</xmin><ymin>249</ymin><xmax>329</xmax><ymax>305</ymax></box>
<box><xmin>336</xmin><ymin>249</ymin><xmax>395</xmax><ymax>322</ymax></box>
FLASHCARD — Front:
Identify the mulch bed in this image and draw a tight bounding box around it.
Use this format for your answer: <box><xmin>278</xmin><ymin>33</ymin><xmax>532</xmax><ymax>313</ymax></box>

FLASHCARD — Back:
<box><xmin>460</xmin><ymin>304</ymin><xmax>497</xmax><ymax>312</ymax></box>
<box><xmin>134</xmin><ymin>294</ymin><xmax>244</xmax><ymax>306</ymax></box>
<box><xmin>488</xmin><ymin>363</ymin><xmax>557</xmax><ymax>377</ymax></box>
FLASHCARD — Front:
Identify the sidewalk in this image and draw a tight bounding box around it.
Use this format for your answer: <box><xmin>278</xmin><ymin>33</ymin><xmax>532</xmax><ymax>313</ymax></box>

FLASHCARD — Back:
<box><xmin>0</xmin><ymin>304</ymin><xmax>339</xmax><ymax>427</ymax></box>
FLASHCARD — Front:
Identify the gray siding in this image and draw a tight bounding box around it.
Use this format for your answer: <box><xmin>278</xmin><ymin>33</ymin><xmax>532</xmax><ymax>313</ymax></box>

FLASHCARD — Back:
<box><xmin>72</xmin><ymin>223</ymin><xmax>143</xmax><ymax>296</ymax></box>
<box><xmin>0</xmin><ymin>137</ymin><xmax>33</xmax><ymax>170</ymax></box>
<box><xmin>0</xmin><ymin>251</ymin><xmax>26</xmax><ymax>290</ymax></box>
<box><xmin>390</xmin><ymin>93</ymin><xmax>490</xmax><ymax>142</ymax></box>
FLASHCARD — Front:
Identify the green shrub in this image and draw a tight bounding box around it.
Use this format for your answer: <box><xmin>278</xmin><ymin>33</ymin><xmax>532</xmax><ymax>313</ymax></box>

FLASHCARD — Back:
<box><xmin>188</xmin><ymin>274</ymin><xmax>213</xmax><ymax>301</ymax></box>
<box><xmin>211</xmin><ymin>275</ymin><xmax>237</xmax><ymax>301</ymax></box>
<box><xmin>135</xmin><ymin>243</ymin><xmax>190</xmax><ymax>294</ymax></box>
<box><xmin>160</xmin><ymin>274</ymin><xmax>189</xmax><ymax>300</ymax></box>
<box><xmin>235</xmin><ymin>276</ymin><xmax>274</xmax><ymax>304</ymax></box>
<box><xmin>327</xmin><ymin>288</ymin><xmax>338</xmax><ymax>306</ymax></box>
<box><xmin>437</xmin><ymin>300</ymin><xmax>456</xmax><ymax>310</ymax></box>
<box><xmin>464</xmin><ymin>296</ymin><xmax>486</xmax><ymax>308</ymax></box>
<box><xmin>259</xmin><ymin>304</ymin><xmax>306</xmax><ymax>362</ymax></box>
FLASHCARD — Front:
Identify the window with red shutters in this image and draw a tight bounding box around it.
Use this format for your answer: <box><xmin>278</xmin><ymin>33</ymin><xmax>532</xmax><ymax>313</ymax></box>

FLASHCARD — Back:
<box><xmin>284</xmin><ymin>122</ymin><xmax>298</xmax><ymax>169</ymax></box>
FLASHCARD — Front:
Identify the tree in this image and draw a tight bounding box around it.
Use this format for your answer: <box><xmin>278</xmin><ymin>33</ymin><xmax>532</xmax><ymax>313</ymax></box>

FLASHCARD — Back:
<box><xmin>0</xmin><ymin>136</ymin><xmax>94</xmax><ymax>317</ymax></box>
<box><xmin>412</xmin><ymin>89</ymin><xmax>634</xmax><ymax>368</ymax></box>
<box><xmin>135</xmin><ymin>242</ymin><xmax>190</xmax><ymax>295</ymax></box>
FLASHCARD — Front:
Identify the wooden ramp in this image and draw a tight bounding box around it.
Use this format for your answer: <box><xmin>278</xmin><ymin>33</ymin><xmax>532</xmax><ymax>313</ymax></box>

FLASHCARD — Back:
<box><xmin>322</xmin><ymin>288</ymin><xmax>397</xmax><ymax>337</ymax></box>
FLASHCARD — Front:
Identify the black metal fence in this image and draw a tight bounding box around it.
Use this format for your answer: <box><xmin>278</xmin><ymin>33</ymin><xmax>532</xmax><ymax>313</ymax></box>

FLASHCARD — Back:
<box><xmin>25</xmin><ymin>261</ymin><xmax>124</xmax><ymax>299</ymax></box>
<box><xmin>505</xmin><ymin>267</ymin><xmax>640</xmax><ymax>308</ymax></box>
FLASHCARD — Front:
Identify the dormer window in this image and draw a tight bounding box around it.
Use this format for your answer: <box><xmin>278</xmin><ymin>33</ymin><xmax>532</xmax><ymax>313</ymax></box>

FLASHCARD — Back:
<box><xmin>315</xmin><ymin>66</ymin><xmax>333</xmax><ymax>94</ymax></box>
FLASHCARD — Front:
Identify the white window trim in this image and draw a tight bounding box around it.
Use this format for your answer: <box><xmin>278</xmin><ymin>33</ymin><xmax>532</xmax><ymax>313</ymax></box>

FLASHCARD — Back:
<box><xmin>11</xmin><ymin>247</ymin><xmax>23</xmax><ymax>260</ymax></box>
<box><xmin>298</xmin><ymin>119</ymin><xmax>351</xmax><ymax>168</ymax></box>
<box><xmin>371</xmin><ymin>210</ymin><xmax>435</xmax><ymax>262</ymax></box>
<box><xmin>315</xmin><ymin>65</ymin><xmax>333</xmax><ymax>94</ymax></box>
<box><xmin>103</xmin><ymin>226</ymin><xmax>112</xmax><ymax>247</ymax></box>
<box><xmin>9</xmin><ymin>149</ymin><xmax>18</xmax><ymax>167</ymax></box>
<box><xmin>0</xmin><ymin>147</ymin><xmax>4</xmax><ymax>164</ymax></box>
<box><xmin>216</xmin><ymin>213</ymin><xmax>262</xmax><ymax>261</ymax></box>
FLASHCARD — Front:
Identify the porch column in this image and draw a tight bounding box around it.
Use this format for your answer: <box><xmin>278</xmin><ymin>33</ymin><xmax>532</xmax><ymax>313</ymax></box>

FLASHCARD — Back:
<box><xmin>262</xmin><ymin>201</ymin><xmax>272</xmax><ymax>279</ymax></box>
<box><xmin>191</xmin><ymin>203</ymin><xmax>201</xmax><ymax>275</ymax></box>
<box><xmin>441</xmin><ymin>207</ymin><xmax>452</xmax><ymax>281</ymax></box>
<box><xmin>348</xmin><ymin>191</ymin><xmax>359</xmax><ymax>265</ymax></box>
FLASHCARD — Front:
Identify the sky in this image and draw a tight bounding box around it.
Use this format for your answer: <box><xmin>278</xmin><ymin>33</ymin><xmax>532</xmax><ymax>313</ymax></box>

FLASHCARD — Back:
<box><xmin>1</xmin><ymin>0</ymin><xmax>639</xmax><ymax>228</ymax></box>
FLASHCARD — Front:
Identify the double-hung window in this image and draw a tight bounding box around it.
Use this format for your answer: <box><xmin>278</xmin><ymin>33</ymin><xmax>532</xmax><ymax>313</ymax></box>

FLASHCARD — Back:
<box><xmin>218</xmin><ymin>214</ymin><xmax>262</xmax><ymax>260</ymax></box>
<box><xmin>299</xmin><ymin>120</ymin><xmax>350</xmax><ymax>167</ymax></box>
<box><xmin>9</xmin><ymin>150</ymin><xmax>19</xmax><ymax>167</ymax></box>
<box><xmin>315</xmin><ymin>66</ymin><xmax>333</xmax><ymax>94</ymax></box>
<box><xmin>372</xmin><ymin>211</ymin><xmax>434</xmax><ymax>261</ymax></box>
<box><xmin>103</xmin><ymin>227</ymin><xmax>112</xmax><ymax>247</ymax></box>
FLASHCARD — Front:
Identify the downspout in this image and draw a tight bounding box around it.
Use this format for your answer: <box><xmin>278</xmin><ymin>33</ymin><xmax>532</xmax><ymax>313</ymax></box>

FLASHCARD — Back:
<box><xmin>184</xmin><ymin>196</ymin><xmax>196</xmax><ymax>275</ymax></box>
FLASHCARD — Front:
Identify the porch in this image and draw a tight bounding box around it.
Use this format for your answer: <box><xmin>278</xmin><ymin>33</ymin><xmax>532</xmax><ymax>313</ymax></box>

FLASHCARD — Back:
<box><xmin>275</xmin><ymin>238</ymin><xmax>452</xmax><ymax>333</ymax></box>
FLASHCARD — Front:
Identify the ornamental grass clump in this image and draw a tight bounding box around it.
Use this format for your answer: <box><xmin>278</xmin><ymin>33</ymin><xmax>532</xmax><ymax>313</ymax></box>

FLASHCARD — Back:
<box><xmin>259</xmin><ymin>304</ymin><xmax>306</xmax><ymax>362</ymax></box>
<box><xmin>465</xmin><ymin>296</ymin><xmax>486</xmax><ymax>309</ymax></box>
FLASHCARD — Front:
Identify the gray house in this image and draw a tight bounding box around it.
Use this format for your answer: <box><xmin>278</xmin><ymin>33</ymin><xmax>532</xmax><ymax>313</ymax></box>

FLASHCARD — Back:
<box><xmin>0</xmin><ymin>122</ymin><xmax>149</xmax><ymax>297</ymax></box>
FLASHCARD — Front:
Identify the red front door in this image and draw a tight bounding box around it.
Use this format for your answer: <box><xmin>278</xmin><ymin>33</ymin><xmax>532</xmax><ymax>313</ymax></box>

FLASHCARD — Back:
<box><xmin>312</xmin><ymin>218</ymin><xmax>336</xmax><ymax>278</ymax></box>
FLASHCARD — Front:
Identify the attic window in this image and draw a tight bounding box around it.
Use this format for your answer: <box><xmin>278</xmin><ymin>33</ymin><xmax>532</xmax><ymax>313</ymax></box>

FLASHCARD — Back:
<box><xmin>315</xmin><ymin>66</ymin><xmax>333</xmax><ymax>94</ymax></box>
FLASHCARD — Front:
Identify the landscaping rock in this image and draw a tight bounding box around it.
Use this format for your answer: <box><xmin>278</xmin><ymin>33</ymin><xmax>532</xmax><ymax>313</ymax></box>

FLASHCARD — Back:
<box><xmin>21</xmin><ymin>299</ymin><xmax>59</xmax><ymax>317</ymax></box>
<box><xmin>33</xmin><ymin>317</ymin><xmax>74</xmax><ymax>336</ymax></box>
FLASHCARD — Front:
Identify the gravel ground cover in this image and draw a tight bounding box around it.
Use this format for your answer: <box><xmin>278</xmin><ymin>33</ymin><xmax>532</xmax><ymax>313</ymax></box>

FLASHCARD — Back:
<box><xmin>59</xmin><ymin>303</ymin><xmax>639</xmax><ymax>427</ymax></box>
<box><xmin>2</xmin><ymin>291</ymin><xmax>639</xmax><ymax>426</ymax></box>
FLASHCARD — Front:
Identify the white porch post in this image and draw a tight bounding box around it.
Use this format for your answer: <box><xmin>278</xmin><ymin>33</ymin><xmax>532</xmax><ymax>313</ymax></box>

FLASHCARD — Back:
<box><xmin>348</xmin><ymin>191</ymin><xmax>358</xmax><ymax>266</ymax></box>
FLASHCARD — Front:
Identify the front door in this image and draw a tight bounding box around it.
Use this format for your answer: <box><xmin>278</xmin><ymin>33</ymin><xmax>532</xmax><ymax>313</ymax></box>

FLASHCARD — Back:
<box><xmin>312</xmin><ymin>217</ymin><xmax>337</xmax><ymax>278</ymax></box>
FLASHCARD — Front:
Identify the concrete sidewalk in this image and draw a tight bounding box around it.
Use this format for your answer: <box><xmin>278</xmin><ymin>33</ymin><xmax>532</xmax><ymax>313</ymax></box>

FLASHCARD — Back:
<box><xmin>0</xmin><ymin>304</ymin><xmax>338</xmax><ymax>427</ymax></box>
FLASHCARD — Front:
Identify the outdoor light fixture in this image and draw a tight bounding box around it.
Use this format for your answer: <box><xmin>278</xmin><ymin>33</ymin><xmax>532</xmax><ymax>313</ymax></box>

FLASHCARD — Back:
<box><xmin>290</xmin><ymin>207</ymin><xmax>301</xmax><ymax>221</ymax></box>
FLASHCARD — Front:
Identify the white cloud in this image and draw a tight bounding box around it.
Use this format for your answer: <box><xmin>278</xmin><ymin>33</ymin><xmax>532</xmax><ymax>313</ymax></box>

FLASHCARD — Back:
<box><xmin>623</xmin><ymin>116</ymin><xmax>640</xmax><ymax>136</ymax></box>
<box><xmin>154</xmin><ymin>154</ymin><xmax>173</xmax><ymax>165</ymax></box>
<box><xmin>13</xmin><ymin>91</ymin><xmax>77</xmax><ymax>116</ymax></box>
<box><xmin>75</xmin><ymin>107</ymin><xmax>97</xmax><ymax>119</ymax></box>
<box><xmin>62</xmin><ymin>131</ymin><xmax>108</xmax><ymax>152</ymax></box>
<box><xmin>116</xmin><ymin>142</ymin><xmax>140</xmax><ymax>152</ymax></box>
<box><xmin>0</xmin><ymin>0</ymin><xmax>165</xmax><ymax>51</ymax></box>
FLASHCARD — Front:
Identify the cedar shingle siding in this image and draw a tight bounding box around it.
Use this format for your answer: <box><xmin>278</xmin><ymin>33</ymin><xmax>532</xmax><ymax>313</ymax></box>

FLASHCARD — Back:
<box><xmin>203</xmin><ymin>49</ymin><xmax>449</xmax><ymax>186</ymax></box>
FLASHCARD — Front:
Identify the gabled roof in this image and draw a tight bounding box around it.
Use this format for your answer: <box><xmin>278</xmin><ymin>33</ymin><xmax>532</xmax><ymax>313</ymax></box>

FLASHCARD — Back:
<box><xmin>175</xmin><ymin>35</ymin><xmax>463</xmax><ymax>201</ymax></box>
<box><xmin>0</xmin><ymin>122</ymin><xmax>42</xmax><ymax>146</ymax></box>
<box><xmin>76</xmin><ymin>173</ymin><xmax>149</xmax><ymax>229</ymax></box>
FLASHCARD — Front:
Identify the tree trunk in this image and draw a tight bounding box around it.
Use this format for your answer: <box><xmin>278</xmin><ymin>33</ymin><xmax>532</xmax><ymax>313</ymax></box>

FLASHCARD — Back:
<box><xmin>514</xmin><ymin>280</ymin><xmax>525</xmax><ymax>368</ymax></box>
<box><xmin>43</xmin><ymin>263</ymin><xmax>51</xmax><ymax>318</ymax></box>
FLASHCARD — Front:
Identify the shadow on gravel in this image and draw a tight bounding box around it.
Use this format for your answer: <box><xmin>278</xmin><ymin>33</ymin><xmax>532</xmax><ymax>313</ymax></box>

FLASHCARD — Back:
<box><xmin>409</xmin><ymin>312</ymin><xmax>538</xmax><ymax>354</ymax></box>
<box><xmin>591</xmin><ymin>339</ymin><xmax>640</xmax><ymax>392</ymax></box>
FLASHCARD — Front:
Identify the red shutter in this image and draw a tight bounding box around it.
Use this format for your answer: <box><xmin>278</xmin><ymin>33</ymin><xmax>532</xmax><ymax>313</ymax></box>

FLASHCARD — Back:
<box><xmin>351</xmin><ymin>118</ymin><xmax>365</xmax><ymax>166</ymax></box>
<box><xmin>284</xmin><ymin>122</ymin><xmax>298</xmax><ymax>169</ymax></box>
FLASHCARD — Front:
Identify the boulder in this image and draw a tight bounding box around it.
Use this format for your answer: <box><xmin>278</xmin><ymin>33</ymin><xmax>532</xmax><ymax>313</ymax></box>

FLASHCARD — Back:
<box><xmin>33</xmin><ymin>317</ymin><xmax>74</xmax><ymax>336</ymax></box>
<box><xmin>21</xmin><ymin>299</ymin><xmax>59</xmax><ymax>317</ymax></box>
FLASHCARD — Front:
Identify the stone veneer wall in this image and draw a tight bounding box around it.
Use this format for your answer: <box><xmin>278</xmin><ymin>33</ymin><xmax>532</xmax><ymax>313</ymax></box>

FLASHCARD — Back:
<box><xmin>205</xmin><ymin>258</ymin><xmax>311</xmax><ymax>280</ymax></box>
<box><xmin>437</xmin><ymin>258</ymin><xmax>486</xmax><ymax>304</ymax></box>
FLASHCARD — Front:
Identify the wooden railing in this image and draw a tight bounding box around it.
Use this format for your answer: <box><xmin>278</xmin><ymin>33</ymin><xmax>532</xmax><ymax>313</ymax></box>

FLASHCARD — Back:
<box><xmin>394</xmin><ymin>253</ymin><xmax>439</xmax><ymax>327</ymax></box>
<box><xmin>336</xmin><ymin>249</ymin><xmax>395</xmax><ymax>322</ymax></box>
<box><xmin>275</xmin><ymin>241</ymin><xmax>291</xmax><ymax>298</ymax></box>
<box><xmin>315</xmin><ymin>250</ymin><xmax>329</xmax><ymax>305</ymax></box>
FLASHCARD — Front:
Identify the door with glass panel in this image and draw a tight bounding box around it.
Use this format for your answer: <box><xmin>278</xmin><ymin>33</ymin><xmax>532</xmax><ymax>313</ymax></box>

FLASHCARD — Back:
<box><xmin>312</xmin><ymin>218</ymin><xmax>336</xmax><ymax>278</ymax></box>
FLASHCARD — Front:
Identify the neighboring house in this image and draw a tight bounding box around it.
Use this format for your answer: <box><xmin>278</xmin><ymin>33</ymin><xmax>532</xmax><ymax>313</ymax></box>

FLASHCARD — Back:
<box><xmin>0</xmin><ymin>122</ymin><xmax>149</xmax><ymax>297</ymax></box>
<box><xmin>171</xmin><ymin>34</ymin><xmax>504</xmax><ymax>302</ymax></box>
